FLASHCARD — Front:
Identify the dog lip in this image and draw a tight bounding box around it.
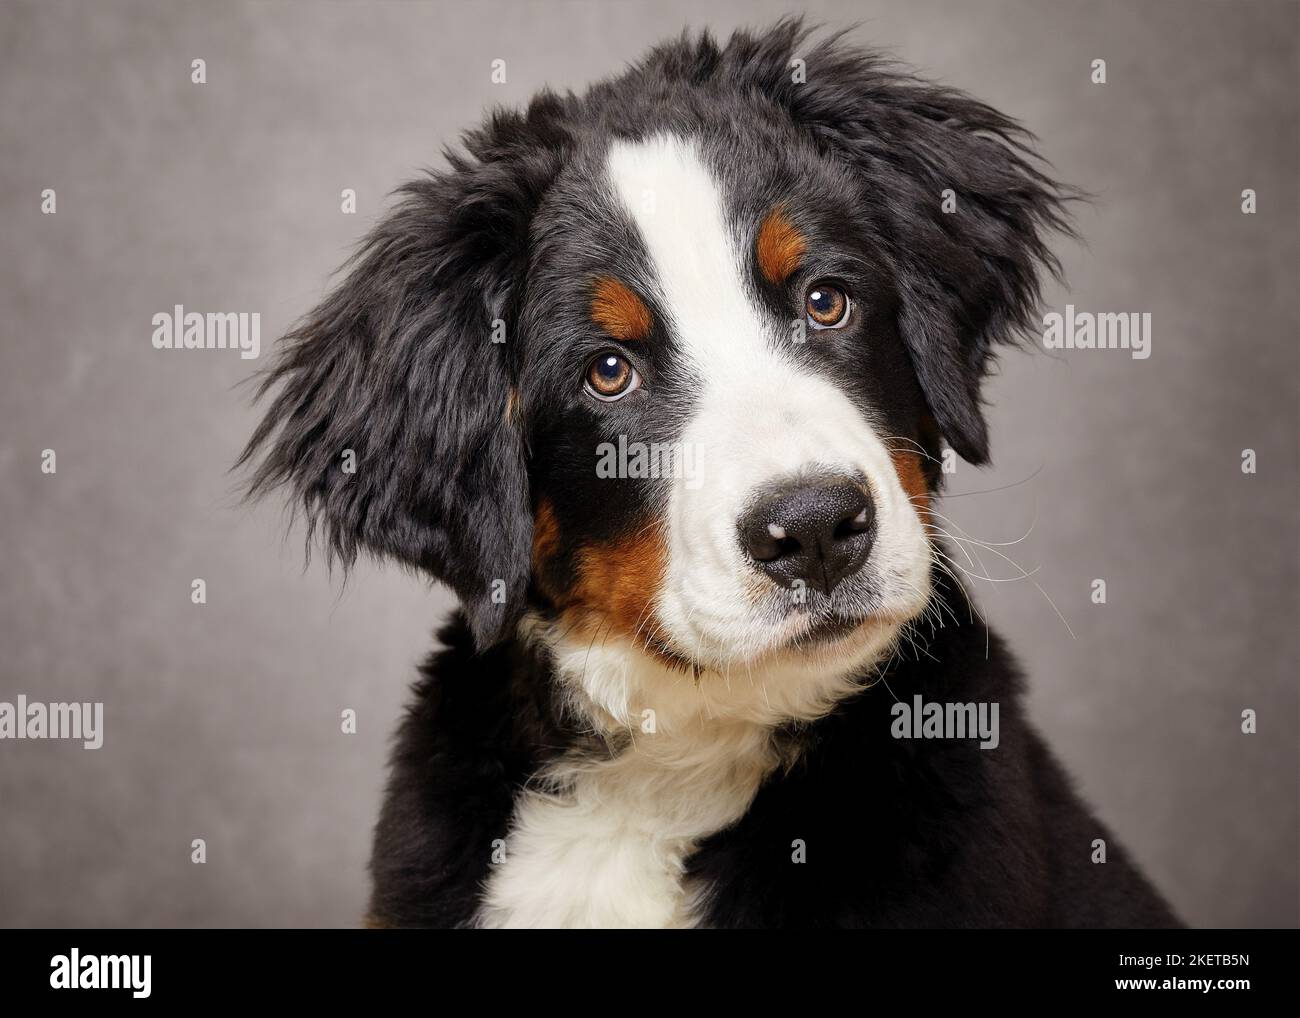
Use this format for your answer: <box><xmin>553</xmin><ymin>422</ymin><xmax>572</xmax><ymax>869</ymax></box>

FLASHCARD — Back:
<box><xmin>792</xmin><ymin>610</ymin><xmax>868</xmax><ymax>646</ymax></box>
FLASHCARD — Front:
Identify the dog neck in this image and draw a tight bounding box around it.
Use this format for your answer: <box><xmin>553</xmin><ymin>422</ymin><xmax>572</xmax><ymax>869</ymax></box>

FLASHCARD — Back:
<box><xmin>519</xmin><ymin>609</ymin><xmax>905</xmax><ymax>740</ymax></box>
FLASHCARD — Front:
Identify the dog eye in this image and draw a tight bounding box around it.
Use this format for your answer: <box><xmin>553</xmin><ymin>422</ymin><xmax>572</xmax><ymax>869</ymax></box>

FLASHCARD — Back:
<box><xmin>805</xmin><ymin>283</ymin><xmax>851</xmax><ymax>329</ymax></box>
<box><xmin>584</xmin><ymin>353</ymin><xmax>641</xmax><ymax>401</ymax></box>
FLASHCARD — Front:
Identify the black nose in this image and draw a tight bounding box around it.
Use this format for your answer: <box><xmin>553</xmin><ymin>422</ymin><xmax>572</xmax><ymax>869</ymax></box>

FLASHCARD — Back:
<box><xmin>738</xmin><ymin>476</ymin><xmax>875</xmax><ymax>595</ymax></box>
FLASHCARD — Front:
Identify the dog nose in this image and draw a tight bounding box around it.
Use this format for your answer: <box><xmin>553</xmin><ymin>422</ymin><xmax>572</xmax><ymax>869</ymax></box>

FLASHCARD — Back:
<box><xmin>738</xmin><ymin>476</ymin><xmax>875</xmax><ymax>595</ymax></box>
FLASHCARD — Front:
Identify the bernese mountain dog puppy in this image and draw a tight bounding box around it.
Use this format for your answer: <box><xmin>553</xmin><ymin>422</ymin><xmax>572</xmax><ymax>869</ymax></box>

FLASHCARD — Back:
<box><xmin>241</xmin><ymin>19</ymin><xmax>1181</xmax><ymax>928</ymax></box>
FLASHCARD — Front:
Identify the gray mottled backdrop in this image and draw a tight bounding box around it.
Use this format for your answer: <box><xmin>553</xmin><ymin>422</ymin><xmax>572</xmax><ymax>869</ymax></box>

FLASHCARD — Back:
<box><xmin>0</xmin><ymin>0</ymin><xmax>1296</xmax><ymax>928</ymax></box>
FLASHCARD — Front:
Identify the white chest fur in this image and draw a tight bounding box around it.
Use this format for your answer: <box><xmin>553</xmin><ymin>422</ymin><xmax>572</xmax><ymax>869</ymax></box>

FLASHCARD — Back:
<box><xmin>475</xmin><ymin>721</ymin><xmax>778</xmax><ymax>929</ymax></box>
<box><xmin>479</xmin><ymin>609</ymin><xmax>897</xmax><ymax>928</ymax></box>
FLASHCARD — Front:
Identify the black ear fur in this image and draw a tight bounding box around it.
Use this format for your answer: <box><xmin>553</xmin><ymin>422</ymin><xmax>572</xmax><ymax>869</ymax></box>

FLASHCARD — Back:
<box><xmin>240</xmin><ymin>99</ymin><xmax>569</xmax><ymax>647</ymax></box>
<box><xmin>718</xmin><ymin>19</ymin><xmax>1076</xmax><ymax>464</ymax></box>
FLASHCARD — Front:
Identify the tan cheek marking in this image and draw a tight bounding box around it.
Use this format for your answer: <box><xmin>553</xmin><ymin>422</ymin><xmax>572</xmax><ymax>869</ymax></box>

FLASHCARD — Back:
<box><xmin>756</xmin><ymin>206</ymin><xmax>806</xmax><ymax>285</ymax></box>
<box><xmin>890</xmin><ymin>450</ymin><xmax>931</xmax><ymax>519</ymax></box>
<box><xmin>531</xmin><ymin>497</ymin><xmax>562</xmax><ymax>586</ymax></box>
<box><xmin>551</xmin><ymin>520</ymin><xmax>669</xmax><ymax>659</ymax></box>
<box><xmin>533</xmin><ymin>503</ymin><xmax>673</xmax><ymax>657</ymax></box>
<box><xmin>591</xmin><ymin>277</ymin><xmax>652</xmax><ymax>341</ymax></box>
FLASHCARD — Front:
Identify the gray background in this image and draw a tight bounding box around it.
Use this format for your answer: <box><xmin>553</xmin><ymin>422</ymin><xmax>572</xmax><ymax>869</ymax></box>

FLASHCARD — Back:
<box><xmin>1</xmin><ymin>0</ymin><xmax>1296</xmax><ymax>928</ymax></box>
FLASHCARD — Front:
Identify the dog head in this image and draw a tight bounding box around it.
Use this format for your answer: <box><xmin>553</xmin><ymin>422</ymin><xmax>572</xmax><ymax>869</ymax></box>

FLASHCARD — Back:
<box><xmin>243</xmin><ymin>20</ymin><xmax>1070</xmax><ymax>723</ymax></box>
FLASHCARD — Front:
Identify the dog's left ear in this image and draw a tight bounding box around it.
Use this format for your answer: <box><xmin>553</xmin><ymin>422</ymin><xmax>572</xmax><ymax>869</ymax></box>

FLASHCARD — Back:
<box><xmin>240</xmin><ymin>112</ymin><xmax>564</xmax><ymax>648</ymax></box>
<box><xmin>748</xmin><ymin>23</ymin><xmax>1075</xmax><ymax>464</ymax></box>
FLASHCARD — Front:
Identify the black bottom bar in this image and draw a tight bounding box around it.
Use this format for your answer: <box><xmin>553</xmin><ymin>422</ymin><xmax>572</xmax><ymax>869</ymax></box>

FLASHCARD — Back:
<box><xmin>0</xmin><ymin>929</ymin><xmax>1291</xmax><ymax>1006</ymax></box>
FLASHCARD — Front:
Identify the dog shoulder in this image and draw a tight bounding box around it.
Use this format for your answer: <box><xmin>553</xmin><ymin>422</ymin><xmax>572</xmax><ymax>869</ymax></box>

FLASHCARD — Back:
<box><xmin>367</xmin><ymin>614</ymin><xmax>566</xmax><ymax>927</ymax></box>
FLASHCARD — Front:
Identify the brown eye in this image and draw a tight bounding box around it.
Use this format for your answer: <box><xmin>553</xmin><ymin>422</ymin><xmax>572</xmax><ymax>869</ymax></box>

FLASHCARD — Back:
<box><xmin>806</xmin><ymin>283</ymin><xmax>850</xmax><ymax>329</ymax></box>
<box><xmin>584</xmin><ymin>352</ymin><xmax>641</xmax><ymax>401</ymax></box>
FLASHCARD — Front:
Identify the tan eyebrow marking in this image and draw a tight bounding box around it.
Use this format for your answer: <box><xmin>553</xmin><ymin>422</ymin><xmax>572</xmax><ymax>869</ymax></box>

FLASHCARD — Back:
<box><xmin>755</xmin><ymin>206</ymin><xmax>806</xmax><ymax>285</ymax></box>
<box><xmin>591</xmin><ymin>277</ymin><xmax>653</xmax><ymax>341</ymax></box>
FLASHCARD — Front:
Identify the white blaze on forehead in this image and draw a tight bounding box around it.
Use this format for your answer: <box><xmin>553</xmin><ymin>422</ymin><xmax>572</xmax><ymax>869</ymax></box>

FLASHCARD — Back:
<box><xmin>605</xmin><ymin>134</ymin><xmax>768</xmax><ymax>379</ymax></box>
<box><xmin>603</xmin><ymin>133</ymin><xmax>930</xmax><ymax>669</ymax></box>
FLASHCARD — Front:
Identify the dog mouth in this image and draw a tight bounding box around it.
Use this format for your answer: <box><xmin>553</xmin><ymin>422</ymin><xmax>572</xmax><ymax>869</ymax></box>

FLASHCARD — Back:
<box><xmin>781</xmin><ymin>604</ymin><xmax>880</xmax><ymax>649</ymax></box>
<box><xmin>639</xmin><ymin>609</ymin><xmax>873</xmax><ymax>673</ymax></box>
<box><xmin>797</xmin><ymin>612</ymin><xmax>873</xmax><ymax>647</ymax></box>
<box><xmin>779</xmin><ymin>585</ymin><xmax>928</xmax><ymax>651</ymax></box>
<box><xmin>639</xmin><ymin>579</ymin><xmax>924</xmax><ymax>671</ymax></box>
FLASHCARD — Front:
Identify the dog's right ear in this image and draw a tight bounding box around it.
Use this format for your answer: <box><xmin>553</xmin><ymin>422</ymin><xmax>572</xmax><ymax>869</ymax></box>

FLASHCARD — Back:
<box><xmin>240</xmin><ymin>104</ymin><xmax>567</xmax><ymax>648</ymax></box>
